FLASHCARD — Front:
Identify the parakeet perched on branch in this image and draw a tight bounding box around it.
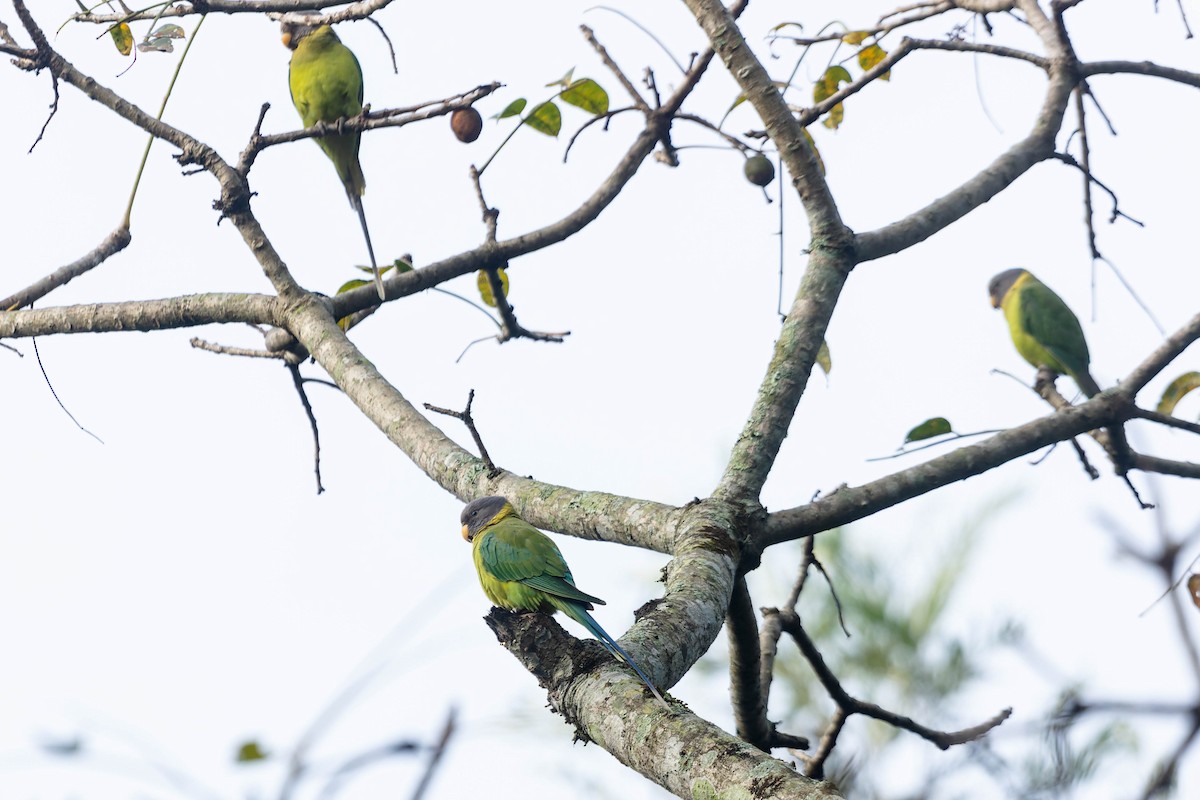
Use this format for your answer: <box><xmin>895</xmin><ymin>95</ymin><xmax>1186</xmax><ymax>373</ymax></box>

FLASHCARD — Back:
<box><xmin>988</xmin><ymin>268</ymin><xmax>1102</xmax><ymax>397</ymax></box>
<box><xmin>460</xmin><ymin>495</ymin><xmax>669</xmax><ymax>708</ymax></box>
<box><xmin>281</xmin><ymin>17</ymin><xmax>384</xmax><ymax>300</ymax></box>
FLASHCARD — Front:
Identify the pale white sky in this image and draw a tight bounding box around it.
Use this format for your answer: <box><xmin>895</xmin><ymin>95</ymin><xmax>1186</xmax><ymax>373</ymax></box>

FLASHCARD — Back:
<box><xmin>2</xmin><ymin>2</ymin><xmax>1198</xmax><ymax>798</ymax></box>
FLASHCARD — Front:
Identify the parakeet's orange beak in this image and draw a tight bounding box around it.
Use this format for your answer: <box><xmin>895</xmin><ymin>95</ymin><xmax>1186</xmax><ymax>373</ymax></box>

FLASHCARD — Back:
<box><xmin>990</xmin><ymin>295</ymin><xmax>1001</xmax><ymax>309</ymax></box>
<box><xmin>281</xmin><ymin>31</ymin><xmax>294</xmax><ymax>49</ymax></box>
<box><xmin>462</xmin><ymin>524</ymin><xmax>472</xmax><ymax>542</ymax></box>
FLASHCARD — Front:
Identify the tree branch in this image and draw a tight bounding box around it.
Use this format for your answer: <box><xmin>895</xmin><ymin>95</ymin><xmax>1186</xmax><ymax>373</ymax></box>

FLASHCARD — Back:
<box><xmin>761</xmin><ymin>391</ymin><xmax>1137</xmax><ymax>546</ymax></box>
<box><xmin>1</xmin><ymin>225</ymin><xmax>131</xmax><ymax>310</ymax></box>
<box><xmin>855</xmin><ymin>0</ymin><xmax>1076</xmax><ymax>262</ymax></box>
<box><xmin>681</xmin><ymin>0</ymin><xmax>855</xmax><ymax>507</ymax></box>
<box><xmin>486</xmin><ymin>608</ymin><xmax>843</xmax><ymax>799</ymax></box>
<box><xmin>727</xmin><ymin>576</ymin><xmax>772</xmax><ymax>751</ymax></box>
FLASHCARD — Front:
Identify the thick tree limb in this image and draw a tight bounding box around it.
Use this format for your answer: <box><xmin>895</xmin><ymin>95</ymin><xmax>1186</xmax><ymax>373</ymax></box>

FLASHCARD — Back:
<box><xmin>727</xmin><ymin>576</ymin><xmax>772</xmax><ymax>751</ymax></box>
<box><xmin>0</xmin><ymin>294</ymin><xmax>281</xmax><ymax>338</ymax></box>
<box><xmin>487</xmin><ymin>608</ymin><xmax>843</xmax><ymax>799</ymax></box>
<box><xmin>681</xmin><ymin>0</ymin><xmax>856</xmax><ymax>507</ymax></box>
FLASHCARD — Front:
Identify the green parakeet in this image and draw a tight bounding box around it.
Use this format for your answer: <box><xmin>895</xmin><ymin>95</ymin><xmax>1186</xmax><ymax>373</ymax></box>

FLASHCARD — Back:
<box><xmin>460</xmin><ymin>496</ymin><xmax>669</xmax><ymax>708</ymax></box>
<box><xmin>282</xmin><ymin>18</ymin><xmax>384</xmax><ymax>300</ymax></box>
<box><xmin>988</xmin><ymin>268</ymin><xmax>1102</xmax><ymax>397</ymax></box>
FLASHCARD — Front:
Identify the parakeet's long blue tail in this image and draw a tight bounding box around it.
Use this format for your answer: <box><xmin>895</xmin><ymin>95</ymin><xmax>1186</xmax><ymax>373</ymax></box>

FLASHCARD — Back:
<box><xmin>562</xmin><ymin>602</ymin><xmax>669</xmax><ymax>708</ymax></box>
<box><xmin>349</xmin><ymin>195</ymin><xmax>384</xmax><ymax>301</ymax></box>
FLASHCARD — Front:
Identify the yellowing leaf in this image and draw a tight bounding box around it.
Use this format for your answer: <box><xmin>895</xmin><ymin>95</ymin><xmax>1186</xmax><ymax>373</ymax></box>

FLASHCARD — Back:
<box><xmin>822</xmin><ymin>103</ymin><xmax>844</xmax><ymax>130</ymax></box>
<box><xmin>816</xmin><ymin>340</ymin><xmax>832</xmax><ymax>376</ymax></box>
<box><xmin>235</xmin><ymin>740</ymin><xmax>269</xmax><ymax>763</ymax></box>
<box><xmin>109</xmin><ymin>22</ymin><xmax>133</xmax><ymax>56</ymax></box>
<box><xmin>493</xmin><ymin>98</ymin><xmax>526</xmax><ymax>120</ymax></box>
<box><xmin>842</xmin><ymin>31</ymin><xmax>869</xmax><ymax>45</ymax></box>
<box><xmin>1188</xmin><ymin>574</ymin><xmax>1200</xmax><ymax>610</ymax></box>
<box><xmin>547</xmin><ymin>67</ymin><xmax>575</xmax><ymax>89</ymax></box>
<box><xmin>803</xmin><ymin>129</ymin><xmax>825</xmax><ymax>175</ymax></box>
<box><xmin>857</xmin><ymin>44</ymin><xmax>890</xmax><ymax>80</ymax></box>
<box><xmin>1157</xmin><ymin>371</ymin><xmax>1200</xmax><ymax>416</ymax></box>
<box><xmin>477</xmin><ymin>268</ymin><xmax>509</xmax><ymax>307</ymax></box>
<box><xmin>813</xmin><ymin>66</ymin><xmax>852</xmax><ymax>129</ymax></box>
<box><xmin>905</xmin><ymin>417</ymin><xmax>953</xmax><ymax>443</ymax></box>
<box><xmin>813</xmin><ymin>65</ymin><xmax>852</xmax><ymax>103</ymax></box>
<box><xmin>523</xmin><ymin>101</ymin><xmax>561</xmax><ymax>136</ymax></box>
<box><xmin>560</xmin><ymin>78</ymin><xmax>609</xmax><ymax>115</ymax></box>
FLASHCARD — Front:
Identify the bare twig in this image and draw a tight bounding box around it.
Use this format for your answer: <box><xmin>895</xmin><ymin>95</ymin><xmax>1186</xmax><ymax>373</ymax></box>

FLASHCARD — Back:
<box><xmin>1</xmin><ymin>226</ymin><xmax>132</xmax><ymax>310</ymax></box>
<box><xmin>190</xmin><ymin>338</ymin><xmax>284</xmax><ymax>358</ymax></box>
<box><xmin>780</xmin><ymin>610</ymin><xmax>1011</xmax><ymax>751</ymax></box>
<box><xmin>288</xmin><ymin>363</ymin><xmax>325</xmax><ymax>494</ymax></box>
<box><xmin>423</xmin><ymin>390</ymin><xmax>501</xmax><ymax>478</ymax></box>
<box><xmin>408</xmin><ymin>707</ymin><xmax>457</xmax><ymax>800</ymax></box>
<box><xmin>31</xmin><ymin>336</ymin><xmax>103</xmax><ymax>444</ymax></box>
<box><xmin>581</xmin><ymin>24</ymin><xmax>649</xmax><ymax>111</ymax></box>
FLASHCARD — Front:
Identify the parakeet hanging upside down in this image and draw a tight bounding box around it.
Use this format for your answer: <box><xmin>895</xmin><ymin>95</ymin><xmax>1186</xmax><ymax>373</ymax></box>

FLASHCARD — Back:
<box><xmin>988</xmin><ymin>268</ymin><xmax>1102</xmax><ymax>398</ymax></box>
<box><xmin>460</xmin><ymin>495</ymin><xmax>669</xmax><ymax>708</ymax></box>
<box><xmin>281</xmin><ymin>16</ymin><xmax>385</xmax><ymax>300</ymax></box>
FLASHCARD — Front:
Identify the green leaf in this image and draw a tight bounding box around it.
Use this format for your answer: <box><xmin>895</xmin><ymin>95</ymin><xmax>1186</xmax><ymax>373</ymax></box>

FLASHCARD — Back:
<box><xmin>336</xmin><ymin>278</ymin><xmax>372</xmax><ymax>296</ymax></box>
<box><xmin>493</xmin><ymin>98</ymin><xmax>526</xmax><ymax>120</ymax></box>
<box><xmin>560</xmin><ymin>78</ymin><xmax>609</xmax><ymax>115</ymax></box>
<box><xmin>771</xmin><ymin>21</ymin><xmax>804</xmax><ymax>33</ymax></box>
<box><xmin>904</xmin><ymin>417</ymin><xmax>953</xmax><ymax>443</ymax></box>
<box><xmin>235</xmin><ymin>740</ymin><xmax>269</xmax><ymax>763</ymax></box>
<box><xmin>151</xmin><ymin>23</ymin><xmax>185</xmax><ymax>40</ymax></box>
<box><xmin>857</xmin><ymin>44</ymin><xmax>890</xmax><ymax>80</ymax></box>
<box><xmin>477</xmin><ymin>268</ymin><xmax>509</xmax><ymax>307</ymax></box>
<box><xmin>109</xmin><ymin>22</ymin><xmax>133</xmax><ymax>56</ymax></box>
<box><xmin>1157</xmin><ymin>371</ymin><xmax>1200</xmax><ymax>416</ymax></box>
<box><xmin>546</xmin><ymin>67</ymin><xmax>575</xmax><ymax>88</ymax></box>
<box><xmin>390</xmin><ymin>257</ymin><xmax>414</xmax><ymax>274</ymax></box>
<box><xmin>842</xmin><ymin>31</ymin><xmax>869</xmax><ymax>45</ymax></box>
<box><xmin>137</xmin><ymin>36</ymin><xmax>174</xmax><ymax>53</ymax></box>
<box><xmin>816</xmin><ymin>340</ymin><xmax>832</xmax><ymax>376</ymax></box>
<box><xmin>523</xmin><ymin>101</ymin><xmax>561</xmax><ymax>136</ymax></box>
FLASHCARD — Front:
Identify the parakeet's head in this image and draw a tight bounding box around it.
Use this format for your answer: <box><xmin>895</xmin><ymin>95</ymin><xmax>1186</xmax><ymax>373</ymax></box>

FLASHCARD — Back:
<box><xmin>279</xmin><ymin>10</ymin><xmax>325</xmax><ymax>50</ymax></box>
<box><xmin>988</xmin><ymin>268</ymin><xmax>1028</xmax><ymax>309</ymax></box>
<box><xmin>461</xmin><ymin>496</ymin><xmax>515</xmax><ymax>541</ymax></box>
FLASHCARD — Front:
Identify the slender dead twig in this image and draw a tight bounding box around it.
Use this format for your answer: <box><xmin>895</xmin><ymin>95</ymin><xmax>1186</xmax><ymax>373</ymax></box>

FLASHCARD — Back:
<box><xmin>423</xmin><ymin>390</ymin><xmax>501</xmax><ymax>478</ymax></box>
<box><xmin>779</xmin><ymin>609</ymin><xmax>1011</xmax><ymax>751</ymax></box>
<box><xmin>408</xmin><ymin>707</ymin><xmax>457</xmax><ymax>800</ymax></box>
<box><xmin>288</xmin><ymin>363</ymin><xmax>324</xmax><ymax>495</ymax></box>
<box><xmin>190</xmin><ymin>338</ymin><xmax>285</xmax><ymax>359</ymax></box>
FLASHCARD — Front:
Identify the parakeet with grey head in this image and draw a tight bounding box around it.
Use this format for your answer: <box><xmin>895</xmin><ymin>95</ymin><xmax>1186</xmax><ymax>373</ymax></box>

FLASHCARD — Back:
<box><xmin>988</xmin><ymin>268</ymin><xmax>1102</xmax><ymax>397</ymax></box>
<box><xmin>460</xmin><ymin>495</ymin><xmax>669</xmax><ymax>708</ymax></box>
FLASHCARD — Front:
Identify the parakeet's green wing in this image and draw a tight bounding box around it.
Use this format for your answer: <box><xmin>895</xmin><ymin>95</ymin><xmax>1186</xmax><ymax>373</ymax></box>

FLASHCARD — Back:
<box><xmin>287</xmin><ymin>27</ymin><xmax>366</xmax><ymax>197</ymax></box>
<box><xmin>478</xmin><ymin>519</ymin><xmax>605</xmax><ymax>606</ymax></box>
<box><xmin>1016</xmin><ymin>279</ymin><xmax>1090</xmax><ymax>378</ymax></box>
